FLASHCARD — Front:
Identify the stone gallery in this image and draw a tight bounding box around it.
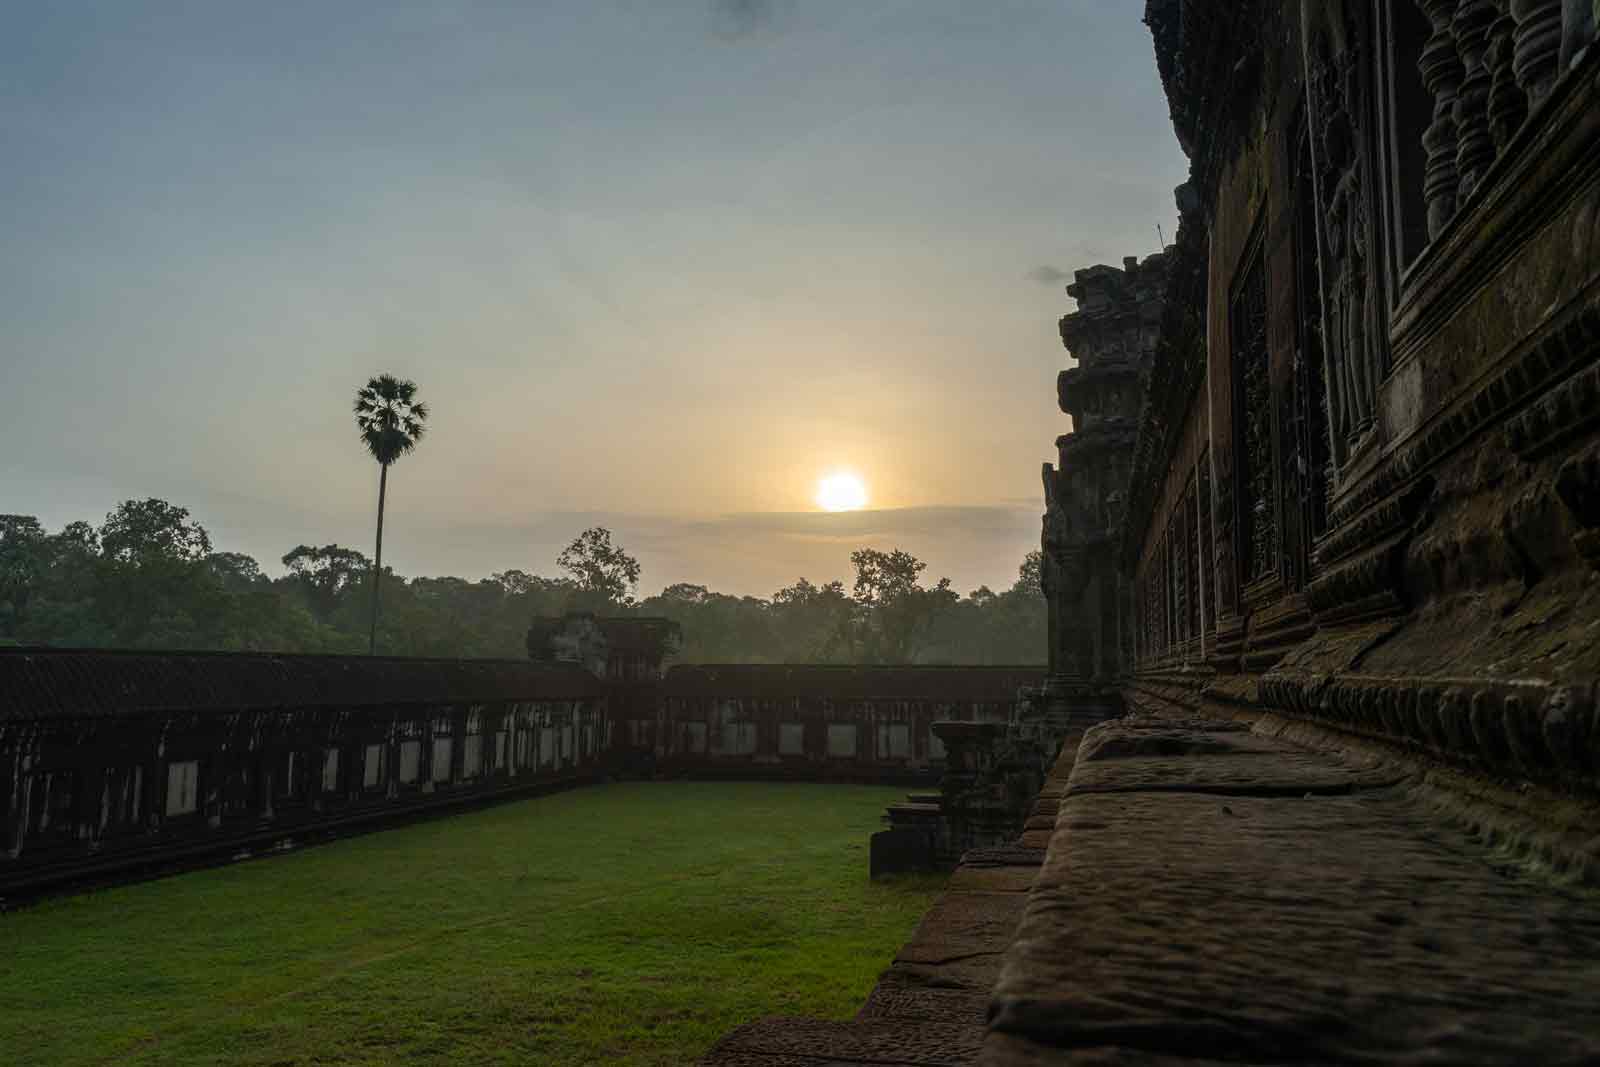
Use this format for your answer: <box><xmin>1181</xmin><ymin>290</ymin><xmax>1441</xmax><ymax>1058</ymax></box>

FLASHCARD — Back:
<box><xmin>0</xmin><ymin>621</ymin><xmax>1040</xmax><ymax>900</ymax></box>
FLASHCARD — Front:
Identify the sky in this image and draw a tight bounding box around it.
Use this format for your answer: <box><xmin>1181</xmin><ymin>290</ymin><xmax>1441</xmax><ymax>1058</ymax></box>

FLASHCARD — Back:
<box><xmin>1</xmin><ymin>0</ymin><xmax>1187</xmax><ymax>598</ymax></box>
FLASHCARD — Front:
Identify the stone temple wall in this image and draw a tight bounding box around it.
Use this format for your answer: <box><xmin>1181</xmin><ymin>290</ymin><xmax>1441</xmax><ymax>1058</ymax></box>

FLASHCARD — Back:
<box><xmin>0</xmin><ymin>647</ymin><xmax>1039</xmax><ymax>900</ymax></box>
<box><xmin>1127</xmin><ymin>1</ymin><xmax>1600</xmax><ymax>803</ymax></box>
<box><xmin>1037</xmin><ymin>251</ymin><xmax>1169</xmax><ymax>729</ymax></box>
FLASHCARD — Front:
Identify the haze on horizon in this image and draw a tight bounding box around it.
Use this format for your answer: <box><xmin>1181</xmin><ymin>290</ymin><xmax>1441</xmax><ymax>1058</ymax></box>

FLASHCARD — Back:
<box><xmin>1</xmin><ymin>0</ymin><xmax>1186</xmax><ymax>598</ymax></box>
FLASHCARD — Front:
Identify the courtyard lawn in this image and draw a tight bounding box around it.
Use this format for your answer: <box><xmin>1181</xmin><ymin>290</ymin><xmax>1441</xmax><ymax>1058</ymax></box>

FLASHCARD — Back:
<box><xmin>0</xmin><ymin>781</ymin><xmax>942</xmax><ymax>1066</ymax></box>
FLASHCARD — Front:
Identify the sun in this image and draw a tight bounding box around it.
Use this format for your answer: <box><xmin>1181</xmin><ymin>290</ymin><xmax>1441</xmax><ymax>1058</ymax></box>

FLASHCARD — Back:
<box><xmin>816</xmin><ymin>471</ymin><xmax>869</xmax><ymax>512</ymax></box>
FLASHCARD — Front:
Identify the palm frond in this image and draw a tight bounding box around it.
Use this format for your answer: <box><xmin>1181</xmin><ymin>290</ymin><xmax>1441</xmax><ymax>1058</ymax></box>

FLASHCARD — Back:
<box><xmin>353</xmin><ymin>373</ymin><xmax>429</xmax><ymax>464</ymax></box>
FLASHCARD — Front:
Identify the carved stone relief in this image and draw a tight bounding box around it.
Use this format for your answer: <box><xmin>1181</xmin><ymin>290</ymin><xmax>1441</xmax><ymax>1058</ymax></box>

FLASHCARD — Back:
<box><xmin>1309</xmin><ymin>27</ymin><xmax>1381</xmax><ymax>454</ymax></box>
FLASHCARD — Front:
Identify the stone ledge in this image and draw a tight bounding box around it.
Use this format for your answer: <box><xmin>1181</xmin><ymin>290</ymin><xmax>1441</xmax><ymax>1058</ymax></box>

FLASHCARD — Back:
<box><xmin>982</xmin><ymin>716</ymin><xmax>1600</xmax><ymax>1064</ymax></box>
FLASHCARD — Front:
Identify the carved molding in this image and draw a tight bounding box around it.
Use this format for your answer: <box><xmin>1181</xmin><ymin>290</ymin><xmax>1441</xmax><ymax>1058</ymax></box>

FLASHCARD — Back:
<box><xmin>1554</xmin><ymin>438</ymin><xmax>1600</xmax><ymax>565</ymax></box>
<box><xmin>1257</xmin><ymin>670</ymin><xmax>1599</xmax><ymax>789</ymax></box>
<box><xmin>1334</xmin><ymin>299</ymin><xmax>1600</xmax><ymax>531</ymax></box>
<box><xmin>1306</xmin><ymin>534</ymin><xmax>1411</xmax><ymax>625</ymax></box>
<box><xmin>1504</xmin><ymin>360</ymin><xmax>1600</xmax><ymax>459</ymax></box>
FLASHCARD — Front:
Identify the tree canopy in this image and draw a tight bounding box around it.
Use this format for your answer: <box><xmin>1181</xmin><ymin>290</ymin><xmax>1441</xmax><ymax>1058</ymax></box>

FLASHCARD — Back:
<box><xmin>557</xmin><ymin>527</ymin><xmax>642</xmax><ymax>608</ymax></box>
<box><xmin>0</xmin><ymin>500</ymin><xmax>1044</xmax><ymax>664</ymax></box>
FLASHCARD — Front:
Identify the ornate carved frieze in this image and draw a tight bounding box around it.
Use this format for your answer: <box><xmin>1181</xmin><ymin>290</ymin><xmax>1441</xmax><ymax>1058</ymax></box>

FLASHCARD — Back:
<box><xmin>1504</xmin><ymin>359</ymin><xmax>1600</xmax><ymax>460</ymax></box>
<box><xmin>1309</xmin><ymin>25</ymin><xmax>1381</xmax><ymax>454</ymax></box>
<box><xmin>1258</xmin><ymin>670</ymin><xmax>1599</xmax><ymax>790</ymax></box>
<box><xmin>1331</xmin><ymin>300</ymin><xmax>1600</xmax><ymax>531</ymax></box>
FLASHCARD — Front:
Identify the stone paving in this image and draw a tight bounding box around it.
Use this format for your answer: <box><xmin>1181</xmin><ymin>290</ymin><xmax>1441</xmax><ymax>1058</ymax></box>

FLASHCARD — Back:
<box><xmin>983</xmin><ymin>715</ymin><xmax>1600</xmax><ymax>1064</ymax></box>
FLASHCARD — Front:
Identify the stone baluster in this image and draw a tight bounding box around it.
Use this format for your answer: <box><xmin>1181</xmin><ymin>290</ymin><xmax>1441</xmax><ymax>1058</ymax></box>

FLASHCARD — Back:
<box><xmin>1454</xmin><ymin>0</ymin><xmax>1500</xmax><ymax>198</ymax></box>
<box><xmin>1488</xmin><ymin>12</ymin><xmax>1529</xmax><ymax>151</ymax></box>
<box><xmin>1418</xmin><ymin>0</ymin><xmax>1465</xmax><ymax>238</ymax></box>
<box><xmin>1511</xmin><ymin>0</ymin><xmax>1565</xmax><ymax>107</ymax></box>
<box><xmin>1562</xmin><ymin>0</ymin><xmax>1596</xmax><ymax>67</ymax></box>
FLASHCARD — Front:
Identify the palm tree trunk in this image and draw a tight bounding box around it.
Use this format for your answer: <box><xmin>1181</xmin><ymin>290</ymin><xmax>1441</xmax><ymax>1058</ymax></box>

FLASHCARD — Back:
<box><xmin>369</xmin><ymin>462</ymin><xmax>388</xmax><ymax>655</ymax></box>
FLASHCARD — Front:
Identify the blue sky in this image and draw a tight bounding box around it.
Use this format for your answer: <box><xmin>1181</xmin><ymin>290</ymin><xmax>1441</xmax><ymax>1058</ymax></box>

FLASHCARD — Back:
<box><xmin>1</xmin><ymin>1</ymin><xmax>1186</xmax><ymax>596</ymax></box>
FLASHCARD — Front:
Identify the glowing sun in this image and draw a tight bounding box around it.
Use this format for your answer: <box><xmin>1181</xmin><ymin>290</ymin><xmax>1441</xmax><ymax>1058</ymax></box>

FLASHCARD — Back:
<box><xmin>816</xmin><ymin>471</ymin><xmax>869</xmax><ymax>512</ymax></box>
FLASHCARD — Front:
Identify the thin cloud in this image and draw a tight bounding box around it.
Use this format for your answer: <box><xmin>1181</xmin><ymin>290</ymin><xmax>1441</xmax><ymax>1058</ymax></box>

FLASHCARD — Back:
<box><xmin>1027</xmin><ymin>265</ymin><xmax>1071</xmax><ymax>286</ymax></box>
<box><xmin>710</xmin><ymin>0</ymin><xmax>779</xmax><ymax>40</ymax></box>
<box><xmin>398</xmin><ymin>506</ymin><xmax>1040</xmax><ymax>598</ymax></box>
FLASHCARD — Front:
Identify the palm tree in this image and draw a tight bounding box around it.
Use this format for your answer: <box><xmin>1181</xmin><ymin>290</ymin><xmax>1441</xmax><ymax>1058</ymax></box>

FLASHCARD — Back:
<box><xmin>354</xmin><ymin>374</ymin><xmax>428</xmax><ymax>654</ymax></box>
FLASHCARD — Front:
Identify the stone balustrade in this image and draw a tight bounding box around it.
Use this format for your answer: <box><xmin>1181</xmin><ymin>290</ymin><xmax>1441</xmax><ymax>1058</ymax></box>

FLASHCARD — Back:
<box><xmin>1416</xmin><ymin>0</ymin><xmax>1588</xmax><ymax>239</ymax></box>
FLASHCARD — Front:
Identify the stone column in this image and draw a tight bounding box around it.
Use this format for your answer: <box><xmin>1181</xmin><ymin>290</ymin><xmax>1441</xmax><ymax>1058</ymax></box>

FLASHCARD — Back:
<box><xmin>1455</xmin><ymin>0</ymin><xmax>1500</xmax><ymax>199</ymax></box>
<box><xmin>1419</xmin><ymin>0</ymin><xmax>1465</xmax><ymax>238</ymax></box>
<box><xmin>1488</xmin><ymin>12</ymin><xmax>1531</xmax><ymax>150</ymax></box>
<box><xmin>1512</xmin><ymin>0</ymin><xmax>1565</xmax><ymax>107</ymax></box>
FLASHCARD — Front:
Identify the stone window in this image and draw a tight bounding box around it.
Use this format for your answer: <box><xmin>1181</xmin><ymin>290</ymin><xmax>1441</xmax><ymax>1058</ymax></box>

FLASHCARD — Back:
<box><xmin>494</xmin><ymin>725</ymin><xmax>509</xmax><ymax>774</ymax></box>
<box><xmin>877</xmin><ymin>722</ymin><xmax>910</xmax><ymax>760</ymax></box>
<box><xmin>277</xmin><ymin>750</ymin><xmax>308</xmax><ymax>802</ymax></box>
<box><xmin>398</xmin><ymin>741</ymin><xmax>420</xmax><ymax>784</ymax></box>
<box><xmin>560</xmin><ymin>723</ymin><xmax>575</xmax><ymax>764</ymax></box>
<box><xmin>1231</xmin><ymin>233</ymin><xmax>1276</xmax><ymax>588</ymax></box>
<box><xmin>1185</xmin><ymin>480</ymin><xmax>1201</xmax><ymax>641</ymax></box>
<box><xmin>34</xmin><ymin>770</ymin><xmax>79</xmax><ymax>833</ymax></box>
<box><xmin>778</xmin><ymin>722</ymin><xmax>805</xmax><ymax>756</ymax></box>
<box><xmin>683</xmin><ymin>721</ymin><xmax>707</xmax><ymax>754</ymax></box>
<box><xmin>827</xmin><ymin>723</ymin><xmax>857</xmax><ymax>759</ymax></box>
<box><xmin>108</xmin><ymin>765</ymin><xmax>144</xmax><ymax>827</ymax></box>
<box><xmin>165</xmin><ymin>760</ymin><xmax>199</xmax><ymax>817</ymax></box>
<box><xmin>628</xmin><ymin>719</ymin><xmax>652</xmax><ymax>746</ymax></box>
<box><xmin>1379</xmin><ymin>0</ymin><xmax>1448</xmax><ymax>276</ymax></box>
<box><xmin>928</xmin><ymin>730</ymin><xmax>947</xmax><ymax>760</ymax></box>
<box><xmin>321</xmin><ymin>748</ymin><xmax>340</xmax><ymax>793</ymax></box>
<box><xmin>431</xmin><ymin>716</ymin><xmax>454</xmax><ymax>784</ymax></box>
<box><xmin>721</xmin><ymin>721</ymin><xmax>757</xmax><ymax>756</ymax></box>
<box><xmin>462</xmin><ymin>711</ymin><xmax>483</xmax><ymax>780</ymax></box>
<box><xmin>363</xmin><ymin>744</ymin><xmax>385</xmax><ymax>789</ymax></box>
<box><xmin>539</xmin><ymin>725</ymin><xmax>555</xmax><ymax>766</ymax></box>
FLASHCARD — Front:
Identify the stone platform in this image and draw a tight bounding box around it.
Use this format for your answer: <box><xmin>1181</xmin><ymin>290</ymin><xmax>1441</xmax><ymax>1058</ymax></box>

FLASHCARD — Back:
<box><xmin>703</xmin><ymin>714</ymin><xmax>1600</xmax><ymax>1064</ymax></box>
<box><xmin>983</xmin><ymin>714</ymin><xmax>1600</xmax><ymax>1063</ymax></box>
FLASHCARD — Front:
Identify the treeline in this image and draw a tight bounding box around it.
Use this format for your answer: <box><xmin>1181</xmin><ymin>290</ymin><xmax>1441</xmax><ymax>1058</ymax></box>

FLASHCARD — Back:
<box><xmin>0</xmin><ymin>499</ymin><xmax>1045</xmax><ymax>665</ymax></box>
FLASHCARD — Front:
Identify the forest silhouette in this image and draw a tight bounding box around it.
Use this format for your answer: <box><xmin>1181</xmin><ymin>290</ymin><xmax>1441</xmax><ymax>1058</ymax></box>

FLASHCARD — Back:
<box><xmin>0</xmin><ymin>501</ymin><xmax>1045</xmax><ymax>665</ymax></box>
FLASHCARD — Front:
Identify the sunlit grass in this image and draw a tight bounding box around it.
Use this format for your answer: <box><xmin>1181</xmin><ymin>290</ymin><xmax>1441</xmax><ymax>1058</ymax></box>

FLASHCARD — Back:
<box><xmin>0</xmin><ymin>782</ymin><xmax>943</xmax><ymax>1066</ymax></box>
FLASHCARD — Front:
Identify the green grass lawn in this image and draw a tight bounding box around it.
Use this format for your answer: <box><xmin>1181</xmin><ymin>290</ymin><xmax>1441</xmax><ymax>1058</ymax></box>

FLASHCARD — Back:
<box><xmin>0</xmin><ymin>782</ymin><xmax>943</xmax><ymax>1066</ymax></box>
